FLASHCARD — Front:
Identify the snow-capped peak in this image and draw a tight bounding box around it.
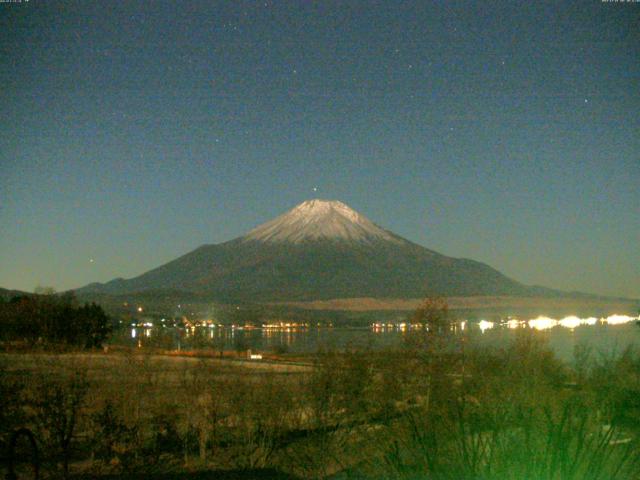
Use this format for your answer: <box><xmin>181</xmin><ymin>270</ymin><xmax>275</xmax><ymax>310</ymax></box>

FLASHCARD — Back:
<box><xmin>242</xmin><ymin>199</ymin><xmax>403</xmax><ymax>244</ymax></box>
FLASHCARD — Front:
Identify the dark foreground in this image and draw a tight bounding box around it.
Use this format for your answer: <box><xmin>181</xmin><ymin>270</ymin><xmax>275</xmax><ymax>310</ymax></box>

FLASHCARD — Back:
<box><xmin>2</xmin><ymin>330</ymin><xmax>640</xmax><ymax>479</ymax></box>
<box><xmin>74</xmin><ymin>469</ymin><xmax>298</xmax><ymax>479</ymax></box>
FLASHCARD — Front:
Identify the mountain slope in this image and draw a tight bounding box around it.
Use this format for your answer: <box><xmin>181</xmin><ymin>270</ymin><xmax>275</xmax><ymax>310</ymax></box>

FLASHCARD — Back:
<box><xmin>78</xmin><ymin>199</ymin><xmax>541</xmax><ymax>301</ymax></box>
<box><xmin>0</xmin><ymin>287</ymin><xmax>32</xmax><ymax>300</ymax></box>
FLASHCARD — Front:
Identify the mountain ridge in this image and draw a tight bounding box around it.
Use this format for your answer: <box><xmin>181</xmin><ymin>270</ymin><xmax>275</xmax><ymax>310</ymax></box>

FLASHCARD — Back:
<box><xmin>77</xmin><ymin>199</ymin><xmax>572</xmax><ymax>302</ymax></box>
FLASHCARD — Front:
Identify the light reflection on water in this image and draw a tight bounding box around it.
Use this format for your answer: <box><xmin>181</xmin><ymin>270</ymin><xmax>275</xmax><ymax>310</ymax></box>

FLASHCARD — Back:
<box><xmin>473</xmin><ymin>314</ymin><xmax>640</xmax><ymax>362</ymax></box>
<box><xmin>478</xmin><ymin>320</ymin><xmax>494</xmax><ymax>333</ymax></box>
<box><xmin>119</xmin><ymin>314</ymin><xmax>639</xmax><ymax>362</ymax></box>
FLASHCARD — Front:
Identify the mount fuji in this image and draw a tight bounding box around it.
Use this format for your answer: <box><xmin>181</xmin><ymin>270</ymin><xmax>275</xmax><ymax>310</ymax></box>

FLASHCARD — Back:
<box><xmin>78</xmin><ymin>199</ymin><xmax>548</xmax><ymax>302</ymax></box>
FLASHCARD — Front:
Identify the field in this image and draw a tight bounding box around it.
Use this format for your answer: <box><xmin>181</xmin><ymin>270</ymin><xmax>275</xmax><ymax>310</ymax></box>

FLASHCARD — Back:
<box><xmin>273</xmin><ymin>295</ymin><xmax>639</xmax><ymax>314</ymax></box>
<box><xmin>1</xmin><ymin>351</ymin><xmax>312</xmax><ymax>479</ymax></box>
<box><xmin>2</xmin><ymin>328</ymin><xmax>640</xmax><ymax>479</ymax></box>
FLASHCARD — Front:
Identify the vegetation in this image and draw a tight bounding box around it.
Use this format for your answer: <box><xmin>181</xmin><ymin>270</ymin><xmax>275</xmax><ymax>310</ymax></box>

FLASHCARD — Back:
<box><xmin>0</xmin><ymin>299</ymin><xmax>639</xmax><ymax>479</ymax></box>
<box><xmin>0</xmin><ymin>291</ymin><xmax>111</xmax><ymax>349</ymax></box>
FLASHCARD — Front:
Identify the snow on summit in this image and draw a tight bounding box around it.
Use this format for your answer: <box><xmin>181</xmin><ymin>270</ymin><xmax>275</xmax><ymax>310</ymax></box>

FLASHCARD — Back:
<box><xmin>243</xmin><ymin>199</ymin><xmax>402</xmax><ymax>244</ymax></box>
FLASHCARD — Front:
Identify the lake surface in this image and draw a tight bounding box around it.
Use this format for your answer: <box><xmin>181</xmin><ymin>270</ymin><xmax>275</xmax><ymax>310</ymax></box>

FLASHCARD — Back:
<box><xmin>114</xmin><ymin>314</ymin><xmax>640</xmax><ymax>363</ymax></box>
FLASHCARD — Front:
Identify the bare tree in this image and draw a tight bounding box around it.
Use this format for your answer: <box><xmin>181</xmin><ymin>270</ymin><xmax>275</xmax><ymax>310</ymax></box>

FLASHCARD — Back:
<box><xmin>28</xmin><ymin>361</ymin><xmax>89</xmax><ymax>479</ymax></box>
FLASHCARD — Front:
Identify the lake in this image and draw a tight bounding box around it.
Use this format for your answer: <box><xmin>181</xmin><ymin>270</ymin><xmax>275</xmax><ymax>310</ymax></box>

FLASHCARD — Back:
<box><xmin>114</xmin><ymin>314</ymin><xmax>640</xmax><ymax>363</ymax></box>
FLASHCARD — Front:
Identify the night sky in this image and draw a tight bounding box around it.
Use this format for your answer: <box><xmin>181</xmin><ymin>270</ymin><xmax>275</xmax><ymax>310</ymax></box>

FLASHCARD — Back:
<box><xmin>1</xmin><ymin>1</ymin><xmax>638</xmax><ymax>298</ymax></box>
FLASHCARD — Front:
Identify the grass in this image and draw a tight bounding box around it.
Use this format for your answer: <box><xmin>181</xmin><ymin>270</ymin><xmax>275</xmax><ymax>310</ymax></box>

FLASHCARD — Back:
<box><xmin>1</xmin><ymin>331</ymin><xmax>639</xmax><ymax>479</ymax></box>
